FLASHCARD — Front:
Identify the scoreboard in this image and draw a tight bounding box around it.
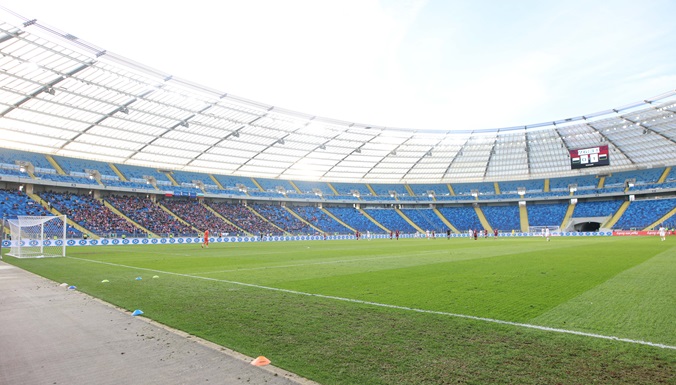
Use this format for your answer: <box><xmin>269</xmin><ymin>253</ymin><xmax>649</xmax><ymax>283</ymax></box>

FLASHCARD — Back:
<box><xmin>570</xmin><ymin>145</ymin><xmax>610</xmax><ymax>169</ymax></box>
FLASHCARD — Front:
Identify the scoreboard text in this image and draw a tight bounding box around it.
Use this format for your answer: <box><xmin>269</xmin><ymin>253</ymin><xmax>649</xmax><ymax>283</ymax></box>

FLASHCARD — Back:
<box><xmin>569</xmin><ymin>145</ymin><xmax>610</xmax><ymax>169</ymax></box>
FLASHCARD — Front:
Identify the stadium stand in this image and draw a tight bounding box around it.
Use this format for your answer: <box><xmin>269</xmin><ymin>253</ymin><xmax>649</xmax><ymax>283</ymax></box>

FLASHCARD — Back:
<box><xmin>162</xmin><ymin>199</ymin><xmax>239</xmax><ymax>235</ymax></box>
<box><xmin>408</xmin><ymin>183</ymin><xmax>451</xmax><ymax>197</ymax></box>
<box><xmin>613</xmin><ymin>198</ymin><xmax>676</xmax><ymax>230</ymax></box>
<box><xmin>105</xmin><ymin>195</ymin><xmax>195</xmax><ymax>236</ymax></box>
<box><xmin>436</xmin><ymin>206</ymin><xmax>483</xmax><ymax>232</ymax></box>
<box><xmin>0</xmin><ymin>148</ymin><xmax>53</xmax><ymax>170</ymax></box>
<box><xmin>255</xmin><ymin>178</ymin><xmax>295</xmax><ymax>193</ymax></box>
<box><xmin>251</xmin><ymin>204</ymin><xmax>313</xmax><ymax>235</ymax></box>
<box><xmin>498</xmin><ymin>179</ymin><xmax>544</xmax><ymax>194</ymax></box>
<box><xmin>399</xmin><ymin>208</ymin><xmax>447</xmax><ymax>233</ymax></box>
<box><xmin>572</xmin><ymin>200</ymin><xmax>624</xmax><ymax>218</ymax></box>
<box><xmin>40</xmin><ymin>192</ymin><xmax>135</xmax><ymax>238</ymax></box>
<box><xmin>526</xmin><ymin>202</ymin><xmax>569</xmax><ymax>227</ymax></box>
<box><xmin>331</xmin><ymin>182</ymin><xmax>371</xmax><ymax>196</ymax></box>
<box><xmin>362</xmin><ymin>208</ymin><xmax>416</xmax><ymax>233</ymax></box>
<box><xmin>207</xmin><ymin>202</ymin><xmax>280</xmax><ymax>236</ymax></box>
<box><xmin>481</xmin><ymin>204</ymin><xmax>521</xmax><ymax>232</ymax></box>
<box><xmin>290</xmin><ymin>206</ymin><xmax>352</xmax><ymax>234</ymax></box>
<box><xmin>292</xmin><ymin>180</ymin><xmax>333</xmax><ymax>196</ymax></box>
<box><xmin>0</xmin><ymin>188</ymin><xmax>50</xmax><ymax>219</ymax></box>
<box><xmin>549</xmin><ymin>175</ymin><xmax>598</xmax><ymax>191</ymax></box>
<box><xmin>325</xmin><ymin>207</ymin><xmax>383</xmax><ymax>233</ymax></box>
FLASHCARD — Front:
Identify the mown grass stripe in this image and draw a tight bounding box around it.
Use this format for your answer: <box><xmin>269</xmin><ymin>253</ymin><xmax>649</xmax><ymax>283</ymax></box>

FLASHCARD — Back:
<box><xmin>68</xmin><ymin>256</ymin><xmax>676</xmax><ymax>350</ymax></box>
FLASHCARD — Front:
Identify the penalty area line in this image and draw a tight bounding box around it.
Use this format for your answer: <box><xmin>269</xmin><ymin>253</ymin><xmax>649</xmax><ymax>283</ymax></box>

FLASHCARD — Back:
<box><xmin>67</xmin><ymin>256</ymin><xmax>676</xmax><ymax>351</ymax></box>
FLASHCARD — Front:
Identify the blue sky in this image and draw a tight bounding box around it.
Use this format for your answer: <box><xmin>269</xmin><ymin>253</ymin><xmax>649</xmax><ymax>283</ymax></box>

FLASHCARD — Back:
<box><xmin>2</xmin><ymin>0</ymin><xmax>675</xmax><ymax>130</ymax></box>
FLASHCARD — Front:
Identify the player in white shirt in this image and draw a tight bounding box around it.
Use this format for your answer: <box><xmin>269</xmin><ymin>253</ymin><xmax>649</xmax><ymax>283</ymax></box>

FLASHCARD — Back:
<box><xmin>544</xmin><ymin>227</ymin><xmax>551</xmax><ymax>242</ymax></box>
<box><xmin>659</xmin><ymin>225</ymin><xmax>666</xmax><ymax>241</ymax></box>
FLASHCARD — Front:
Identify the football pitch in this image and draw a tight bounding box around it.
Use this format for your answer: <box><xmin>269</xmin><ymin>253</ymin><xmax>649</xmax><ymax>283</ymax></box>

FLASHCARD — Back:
<box><xmin>5</xmin><ymin>236</ymin><xmax>675</xmax><ymax>384</ymax></box>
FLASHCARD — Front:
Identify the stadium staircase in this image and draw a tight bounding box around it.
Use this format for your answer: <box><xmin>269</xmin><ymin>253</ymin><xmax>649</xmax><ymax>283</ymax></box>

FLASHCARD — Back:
<box><xmin>25</xmin><ymin>168</ymin><xmax>36</xmax><ymax>179</ymax></box>
<box><xmin>597</xmin><ymin>176</ymin><xmax>605</xmax><ymax>189</ymax></box>
<box><xmin>560</xmin><ymin>203</ymin><xmax>576</xmax><ymax>230</ymax></box>
<box><xmin>158</xmin><ymin>204</ymin><xmax>200</xmax><ymax>233</ymax></box>
<box><xmin>28</xmin><ymin>192</ymin><xmax>99</xmax><ymax>239</ymax></box>
<box><xmin>326</xmin><ymin>183</ymin><xmax>340</xmax><ymax>196</ymax></box>
<box><xmin>103</xmin><ymin>200</ymin><xmax>158</xmax><ymax>237</ymax></box>
<box><xmin>209</xmin><ymin>175</ymin><xmax>225</xmax><ymax>190</ymax></box>
<box><xmin>320</xmin><ymin>208</ymin><xmax>355</xmax><ymax>232</ymax></box>
<box><xmin>201</xmin><ymin>202</ymin><xmax>250</xmax><ymax>235</ymax></box>
<box><xmin>432</xmin><ymin>208</ymin><xmax>460</xmax><ymax>233</ymax></box>
<box><xmin>250</xmin><ymin>178</ymin><xmax>265</xmax><ymax>192</ymax></box>
<box><xmin>404</xmin><ymin>184</ymin><xmax>415</xmax><ymax>196</ymax></box>
<box><xmin>164</xmin><ymin>172</ymin><xmax>180</xmax><ymax>186</ymax></box>
<box><xmin>284</xmin><ymin>207</ymin><xmax>323</xmax><ymax>233</ymax></box>
<box><xmin>358</xmin><ymin>208</ymin><xmax>390</xmax><ymax>232</ymax></box>
<box><xmin>644</xmin><ymin>206</ymin><xmax>676</xmax><ymax>231</ymax></box>
<box><xmin>45</xmin><ymin>155</ymin><xmax>66</xmax><ymax>175</ymax></box>
<box><xmin>602</xmin><ymin>201</ymin><xmax>630</xmax><ymax>229</ymax></box>
<box><xmin>657</xmin><ymin>167</ymin><xmax>671</xmax><ymax>184</ymax></box>
<box><xmin>247</xmin><ymin>206</ymin><xmax>288</xmax><ymax>235</ymax></box>
<box><xmin>288</xmin><ymin>181</ymin><xmax>303</xmax><ymax>194</ymax></box>
<box><xmin>519</xmin><ymin>204</ymin><xmax>529</xmax><ymax>233</ymax></box>
<box><xmin>493</xmin><ymin>182</ymin><xmax>500</xmax><ymax>194</ymax></box>
<box><xmin>544</xmin><ymin>179</ymin><xmax>550</xmax><ymax>192</ymax></box>
<box><xmin>395</xmin><ymin>208</ymin><xmax>423</xmax><ymax>233</ymax></box>
<box><xmin>447</xmin><ymin>184</ymin><xmax>455</xmax><ymax>196</ymax></box>
<box><xmin>366</xmin><ymin>184</ymin><xmax>377</xmax><ymax>196</ymax></box>
<box><xmin>473</xmin><ymin>206</ymin><xmax>493</xmax><ymax>232</ymax></box>
<box><xmin>108</xmin><ymin>164</ymin><xmax>128</xmax><ymax>181</ymax></box>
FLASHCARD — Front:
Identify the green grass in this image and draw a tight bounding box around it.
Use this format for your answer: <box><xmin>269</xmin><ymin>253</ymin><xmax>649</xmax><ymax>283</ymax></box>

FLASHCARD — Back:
<box><xmin>4</xmin><ymin>236</ymin><xmax>675</xmax><ymax>384</ymax></box>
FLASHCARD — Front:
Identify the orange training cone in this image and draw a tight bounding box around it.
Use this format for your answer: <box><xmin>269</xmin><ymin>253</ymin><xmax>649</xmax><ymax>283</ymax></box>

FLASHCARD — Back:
<box><xmin>250</xmin><ymin>356</ymin><xmax>271</xmax><ymax>366</ymax></box>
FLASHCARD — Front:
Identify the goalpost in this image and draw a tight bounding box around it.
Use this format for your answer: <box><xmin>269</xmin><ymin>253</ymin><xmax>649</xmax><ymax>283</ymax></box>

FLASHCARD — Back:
<box><xmin>7</xmin><ymin>215</ymin><xmax>67</xmax><ymax>258</ymax></box>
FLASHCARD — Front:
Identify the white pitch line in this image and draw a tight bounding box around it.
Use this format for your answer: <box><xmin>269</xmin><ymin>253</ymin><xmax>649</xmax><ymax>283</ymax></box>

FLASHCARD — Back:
<box><xmin>68</xmin><ymin>256</ymin><xmax>676</xmax><ymax>350</ymax></box>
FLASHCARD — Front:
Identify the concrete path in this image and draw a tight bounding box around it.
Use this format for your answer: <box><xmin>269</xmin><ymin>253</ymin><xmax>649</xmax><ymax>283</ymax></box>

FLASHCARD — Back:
<box><xmin>0</xmin><ymin>261</ymin><xmax>317</xmax><ymax>385</ymax></box>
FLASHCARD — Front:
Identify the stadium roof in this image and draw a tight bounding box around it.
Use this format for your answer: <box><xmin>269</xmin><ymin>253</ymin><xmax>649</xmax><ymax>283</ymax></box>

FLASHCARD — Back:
<box><xmin>1</xmin><ymin>8</ymin><xmax>676</xmax><ymax>183</ymax></box>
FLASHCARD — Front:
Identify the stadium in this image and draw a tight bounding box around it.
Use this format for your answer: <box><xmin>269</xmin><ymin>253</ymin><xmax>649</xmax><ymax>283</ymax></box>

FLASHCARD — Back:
<box><xmin>1</xmin><ymin>4</ymin><xmax>675</xmax><ymax>385</ymax></box>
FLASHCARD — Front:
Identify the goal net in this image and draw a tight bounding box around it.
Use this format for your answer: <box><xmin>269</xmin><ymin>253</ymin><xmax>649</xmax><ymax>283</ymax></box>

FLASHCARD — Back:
<box><xmin>529</xmin><ymin>226</ymin><xmax>560</xmax><ymax>235</ymax></box>
<box><xmin>7</xmin><ymin>215</ymin><xmax>67</xmax><ymax>258</ymax></box>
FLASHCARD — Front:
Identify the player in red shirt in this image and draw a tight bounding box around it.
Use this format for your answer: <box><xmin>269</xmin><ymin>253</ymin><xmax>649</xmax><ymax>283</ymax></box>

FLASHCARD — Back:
<box><xmin>395</xmin><ymin>230</ymin><xmax>400</xmax><ymax>240</ymax></box>
<box><xmin>202</xmin><ymin>229</ymin><xmax>209</xmax><ymax>248</ymax></box>
<box><xmin>493</xmin><ymin>228</ymin><xmax>498</xmax><ymax>239</ymax></box>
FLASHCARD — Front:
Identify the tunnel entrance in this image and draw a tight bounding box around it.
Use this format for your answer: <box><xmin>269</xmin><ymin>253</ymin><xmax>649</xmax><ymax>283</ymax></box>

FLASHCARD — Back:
<box><xmin>574</xmin><ymin>222</ymin><xmax>601</xmax><ymax>232</ymax></box>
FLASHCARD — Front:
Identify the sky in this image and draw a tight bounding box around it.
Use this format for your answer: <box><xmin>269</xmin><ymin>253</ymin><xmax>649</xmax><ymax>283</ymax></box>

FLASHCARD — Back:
<box><xmin>2</xmin><ymin>0</ymin><xmax>676</xmax><ymax>131</ymax></box>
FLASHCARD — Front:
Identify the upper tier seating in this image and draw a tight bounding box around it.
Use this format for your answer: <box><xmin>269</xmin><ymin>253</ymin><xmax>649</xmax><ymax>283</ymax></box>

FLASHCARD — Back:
<box><xmin>292</xmin><ymin>181</ymin><xmax>333</xmax><ymax>196</ymax></box>
<box><xmin>549</xmin><ymin>175</ymin><xmax>598</xmax><ymax>191</ymax></box>
<box><xmin>330</xmin><ymin>182</ymin><xmax>371</xmax><ymax>196</ymax></box>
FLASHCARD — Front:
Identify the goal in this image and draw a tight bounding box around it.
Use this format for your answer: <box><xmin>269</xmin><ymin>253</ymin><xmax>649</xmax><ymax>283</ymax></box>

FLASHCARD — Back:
<box><xmin>7</xmin><ymin>215</ymin><xmax>67</xmax><ymax>258</ymax></box>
